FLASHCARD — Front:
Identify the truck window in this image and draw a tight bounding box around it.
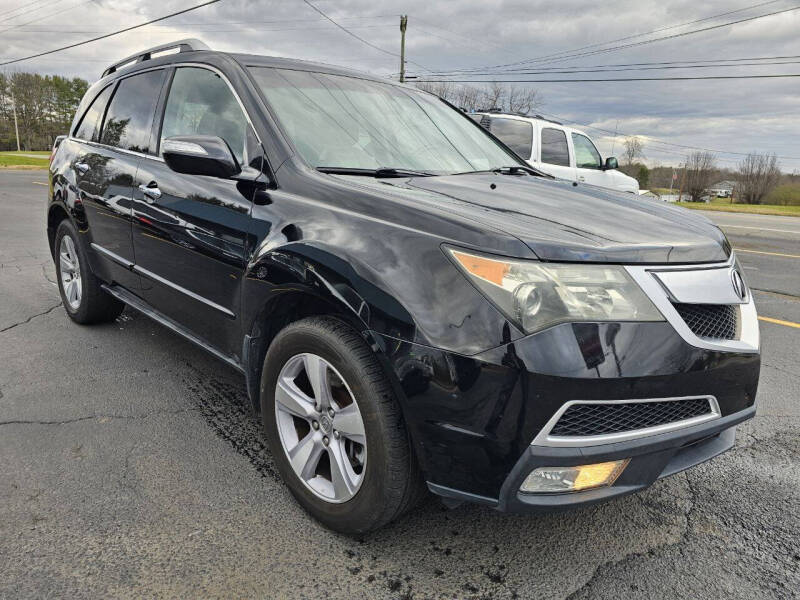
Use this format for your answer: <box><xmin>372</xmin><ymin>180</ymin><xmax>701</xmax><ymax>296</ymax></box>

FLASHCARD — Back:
<box><xmin>541</xmin><ymin>127</ymin><xmax>569</xmax><ymax>167</ymax></box>
<box><xmin>572</xmin><ymin>133</ymin><xmax>602</xmax><ymax>169</ymax></box>
<box><xmin>101</xmin><ymin>70</ymin><xmax>165</xmax><ymax>154</ymax></box>
<box><xmin>73</xmin><ymin>85</ymin><xmax>113</xmax><ymax>142</ymax></box>
<box><xmin>490</xmin><ymin>118</ymin><xmax>533</xmax><ymax>160</ymax></box>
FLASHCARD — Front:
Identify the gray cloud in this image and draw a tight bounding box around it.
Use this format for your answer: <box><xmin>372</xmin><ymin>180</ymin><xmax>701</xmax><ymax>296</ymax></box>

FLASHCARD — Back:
<box><xmin>2</xmin><ymin>0</ymin><xmax>798</xmax><ymax>169</ymax></box>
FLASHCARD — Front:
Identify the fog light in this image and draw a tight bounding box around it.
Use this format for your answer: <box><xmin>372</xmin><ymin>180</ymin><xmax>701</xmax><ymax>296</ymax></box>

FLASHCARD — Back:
<box><xmin>520</xmin><ymin>459</ymin><xmax>629</xmax><ymax>494</ymax></box>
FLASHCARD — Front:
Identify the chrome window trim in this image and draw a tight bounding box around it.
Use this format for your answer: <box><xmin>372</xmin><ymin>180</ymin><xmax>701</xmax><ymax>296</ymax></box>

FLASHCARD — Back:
<box><xmin>70</xmin><ymin>61</ymin><xmax>264</xmax><ymax>161</ymax></box>
<box><xmin>74</xmin><ymin>139</ymin><xmax>165</xmax><ymax>162</ymax></box>
<box><xmin>531</xmin><ymin>395</ymin><xmax>721</xmax><ymax>447</ymax></box>
<box><xmin>625</xmin><ymin>253</ymin><xmax>759</xmax><ymax>354</ymax></box>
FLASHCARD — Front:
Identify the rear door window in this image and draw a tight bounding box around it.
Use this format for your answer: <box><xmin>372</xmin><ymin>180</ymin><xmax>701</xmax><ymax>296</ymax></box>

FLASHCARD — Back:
<box><xmin>74</xmin><ymin>85</ymin><xmax>113</xmax><ymax>142</ymax></box>
<box><xmin>541</xmin><ymin>127</ymin><xmax>570</xmax><ymax>166</ymax></box>
<box><xmin>101</xmin><ymin>70</ymin><xmax>165</xmax><ymax>154</ymax></box>
<box><xmin>572</xmin><ymin>133</ymin><xmax>602</xmax><ymax>169</ymax></box>
<box><xmin>490</xmin><ymin>118</ymin><xmax>533</xmax><ymax>159</ymax></box>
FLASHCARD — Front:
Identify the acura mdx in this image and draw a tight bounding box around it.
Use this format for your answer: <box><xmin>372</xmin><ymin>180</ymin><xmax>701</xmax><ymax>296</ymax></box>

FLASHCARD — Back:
<box><xmin>47</xmin><ymin>40</ymin><xmax>760</xmax><ymax>534</ymax></box>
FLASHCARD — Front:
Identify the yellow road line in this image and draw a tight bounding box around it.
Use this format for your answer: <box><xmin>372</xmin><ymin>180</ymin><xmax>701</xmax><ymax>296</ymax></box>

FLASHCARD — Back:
<box><xmin>759</xmin><ymin>316</ymin><xmax>800</xmax><ymax>329</ymax></box>
<box><xmin>31</xmin><ymin>181</ymin><xmax>47</xmax><ymax>186</ymax></box>
<box><xmin>735</xmin><ymin>248</ymin><xmax>800</xmax><ymax>259</ymax></box>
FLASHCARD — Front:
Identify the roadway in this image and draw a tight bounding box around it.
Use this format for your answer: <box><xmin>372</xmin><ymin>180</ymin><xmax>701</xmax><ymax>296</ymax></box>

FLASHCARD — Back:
<box><xmin>1</xmin><ymin>170</ymin><xmax>798</xmax><ymax>599</ymax></box>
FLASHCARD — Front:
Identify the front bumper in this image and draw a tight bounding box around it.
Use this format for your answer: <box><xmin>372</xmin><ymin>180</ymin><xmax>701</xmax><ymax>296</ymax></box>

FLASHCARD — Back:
<box><xmin>429</xmin><ymin>404</ymin><xmax>754</xmax><ymax>511</ymax></box>
<box><xmin>374</xmin><ymin>319</ymin><xmax>760</xmax><ymax>511</ymax></box>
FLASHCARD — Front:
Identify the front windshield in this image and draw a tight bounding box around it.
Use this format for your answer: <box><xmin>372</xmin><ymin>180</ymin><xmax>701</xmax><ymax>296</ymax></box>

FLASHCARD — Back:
<box><xmin>249</xmin><ymin>67</ymin><xmax>519</xmax><ymax>174</ymax></box>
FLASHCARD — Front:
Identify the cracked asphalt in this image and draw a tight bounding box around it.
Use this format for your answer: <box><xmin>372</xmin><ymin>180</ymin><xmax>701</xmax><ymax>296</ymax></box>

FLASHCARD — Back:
<box><xmin>1</xmin><ymin>170</ymin><xmax>798</xmax><ymax>599</ymax></box>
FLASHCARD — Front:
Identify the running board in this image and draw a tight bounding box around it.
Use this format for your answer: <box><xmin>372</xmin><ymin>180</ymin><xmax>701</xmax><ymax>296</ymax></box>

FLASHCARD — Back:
<box><xmin>102</xmin><ymin>284</ymin><xmax>243</xmax><ymax>373</ymax></box>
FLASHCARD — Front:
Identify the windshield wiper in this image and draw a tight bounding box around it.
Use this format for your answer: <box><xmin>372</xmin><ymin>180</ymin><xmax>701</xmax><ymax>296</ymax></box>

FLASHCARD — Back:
<box><xmin>449</xmin><ymin>165</ymin><xmax>553</xmax><ymax>178</ymax></box>
<box><xmin>317</xmin><ymin>166</ymin><xmax>434</xmax><ymax>178</ymax></box>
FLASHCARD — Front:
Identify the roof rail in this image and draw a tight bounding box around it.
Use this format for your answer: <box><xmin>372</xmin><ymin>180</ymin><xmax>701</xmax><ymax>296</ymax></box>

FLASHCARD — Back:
<box><xmin>102</xmin><ymin>39</ymin><xmax>210</xmax><ymax>78</ymax></box>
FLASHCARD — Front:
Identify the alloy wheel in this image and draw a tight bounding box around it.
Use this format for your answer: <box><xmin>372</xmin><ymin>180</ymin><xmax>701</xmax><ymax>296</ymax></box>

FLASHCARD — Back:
<box><xmin>59</xmin><ymin>235</ymin><xmax>82</xmax><ymax>310</ymax></box>
<box><xmin>274</xmin><ymin>353</ymin><xmax>367</xmax><ymax>503</ymax></box>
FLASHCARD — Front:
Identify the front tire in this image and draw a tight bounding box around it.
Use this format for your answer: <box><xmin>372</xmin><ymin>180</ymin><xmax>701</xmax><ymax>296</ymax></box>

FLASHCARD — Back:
<box><xmin>261</xmin><ymin>316</ymin><xmax>425</xmax><ymax>534</ymax></box>
<box><xmin>54</xmin><ymin>220</ymin><xmax>124</xmax><ymax>324</ymax></box>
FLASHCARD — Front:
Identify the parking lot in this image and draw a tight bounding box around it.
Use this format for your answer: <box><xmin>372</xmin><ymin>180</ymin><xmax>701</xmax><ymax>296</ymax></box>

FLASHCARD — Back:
<box><xmin>1</xmin><ymin>169</ymin><xmax>798</xmax><ymax>599</ymax></box>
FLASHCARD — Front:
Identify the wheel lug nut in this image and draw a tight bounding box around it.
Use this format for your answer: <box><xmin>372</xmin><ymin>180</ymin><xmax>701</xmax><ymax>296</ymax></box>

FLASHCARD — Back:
<box><xmin>312</xmin><ymin>421</ymin><xmax>319</xmax><ymax>430</ymax></box>
<box><xmin>322</xmin><ymin>436</ymin><xmax>329</xmax><ymax>446</ymax></box>
<box><xmin>327</xmin><ymin>408</ymin><xmax>335</xmax><ymax>418</ymax></box>
<box><xmin>333</xmin><ymin>431</ymin><xmax>340</xmax><ymax>440</ymax></box>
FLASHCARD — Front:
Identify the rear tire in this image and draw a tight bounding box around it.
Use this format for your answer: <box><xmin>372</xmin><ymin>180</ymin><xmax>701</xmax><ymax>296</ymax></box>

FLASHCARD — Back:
<box><xmin>261</xmin><ymin>316</ymin><xmax>426</xmax><ymax>534</ymax></box>
<box><xmin>54</xmin><ymin>220</ymin><xmax>124</xmax><ymax>324</ymax></box>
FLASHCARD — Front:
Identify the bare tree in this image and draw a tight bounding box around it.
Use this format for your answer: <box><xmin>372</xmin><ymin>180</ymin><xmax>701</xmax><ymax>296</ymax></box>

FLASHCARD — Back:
<box><xmin>505</xmin><ymin>85</ymin><xmax>543</xmax><ymax>115</ymax></box>
<box><xmin>622</xmin><ymin>136</ymin><xmax>645</xmax><ymax>166</ymax></box>
<box><xmin>736</xmin><ymin>152</ymin><xmax>781</xmax><ymax>204</ymax></box>
<box><xmin>414</xmin><ymin>81</ymin><xmax>543</xmax><ymax>114</ymax></box>
<box><xmin>683</xmin><ymin>151</ymin><xmax>717</xmax><ymax>202</ymax></box>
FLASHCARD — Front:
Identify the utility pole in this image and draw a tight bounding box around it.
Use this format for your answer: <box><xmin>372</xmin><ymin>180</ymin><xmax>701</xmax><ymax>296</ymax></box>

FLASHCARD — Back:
<box><xmin>399</xmin><ymin>15</ymin><xmax>408</xmax><ymax>83</ymax></box>
<box><xmin>12</xmin><ymin>95</ymin><xmax>21</xmax><ymax>152</ymax></box>
<box><xmin>609</xmin><ymin>119</ymin><xmax>619</xmax><ymax>155</ymax></box>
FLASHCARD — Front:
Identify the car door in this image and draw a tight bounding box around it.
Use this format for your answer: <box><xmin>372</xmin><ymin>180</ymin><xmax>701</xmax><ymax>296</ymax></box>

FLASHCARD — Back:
<box><xmin>571</xmin><ymin>132</ymin><xmax>611</xmax><ymax>189</ymax></box>
<box><xmin>131</xmin><ymin>66</ymin><xmax>260</xmax><ymax>358</ymax></box>
<box><xmin>538</xmin><ymin>126</ymin><xmax>575</xmax><ymax>181</ymax></box>
<box><xmin>71</xmin><ymin>81</ymin><xmax>141</xmax><ymax>291</ymax></box>
<box><xmin>486</xmin><ymin>117</ymin><xmax>534</xmax><ymax>162</ymax></box>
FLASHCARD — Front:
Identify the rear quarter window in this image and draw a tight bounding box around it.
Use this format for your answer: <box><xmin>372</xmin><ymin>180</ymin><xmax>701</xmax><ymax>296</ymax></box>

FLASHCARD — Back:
<box><xmin>73</xmin><ymin>85</ymin><xmax>113</xmax><ymax>142</ymax></box>
<box><xmin>490</xmin><ymin>118</ymin><xmax>533</xmax><ymax>160</ymax></box>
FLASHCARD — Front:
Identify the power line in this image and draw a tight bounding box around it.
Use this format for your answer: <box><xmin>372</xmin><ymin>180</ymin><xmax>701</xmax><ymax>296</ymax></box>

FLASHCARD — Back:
<box><xmin>418</xmin><ymin>60</ymin><xmax>800</xmax><ymax>78</ymax></box>
<box><xmin>300</xmin><ymin>1</ymin><xmax>431</xmax><ymax>73</ymax></box>
<box><xmin>0</xmin><ymin>0</ymin><xmax>63</xmax><ymax>24</ymax></box>
<box><xmin>0</xmin><ymin>0</ymin><xmax>94</xmax><ymax>35</ymax></box>
<box><xmin>414</xmin><ymin>73</ymin><xmax>800</xmax><ymax>83</ymax></box>
<box><xmin>441</xmin><ymin>2</ymin><xmax>799</xmax><ymax>74</ymax></box>
<box><xmin>8</xmin><ymin>14</ymin><xmax>400</xmax><ymax>32</ymax></box>
<box><xmin>300</xmin><ymin>0</ymin><xmax>398</xmax><ymax>58</ymax></box>
<box><xmin>419</xmin><ymin>54</ymin><xmax>800</xmax><ymax>77</ymax></box>
<box><xmin>0</xmin><ymin>0</ymin><xmax>224</xmax><ymax>68</ymax></box>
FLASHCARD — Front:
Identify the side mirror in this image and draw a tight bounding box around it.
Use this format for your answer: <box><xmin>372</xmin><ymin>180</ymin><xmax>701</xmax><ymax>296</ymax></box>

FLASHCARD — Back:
<box><xmin>162</xmin><ymin>135</ymin><xmax>241</xmax><ymax>179</ymax></box>
<box><xmin>603</xmin><ymin>156</ymin><xmax>618</xmax><ymax>171</ymax></box>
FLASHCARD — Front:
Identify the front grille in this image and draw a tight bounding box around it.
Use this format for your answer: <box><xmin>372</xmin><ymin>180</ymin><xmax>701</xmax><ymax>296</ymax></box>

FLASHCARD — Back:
<box><xmin>673</xmin><ymin>303</ymin><xmax>738</xmax><ymax>340</ymax></box>
<box><xmin>549</xmin><ymin>397</ymin><xmax>713</xmax><ymax>437</ymax></box>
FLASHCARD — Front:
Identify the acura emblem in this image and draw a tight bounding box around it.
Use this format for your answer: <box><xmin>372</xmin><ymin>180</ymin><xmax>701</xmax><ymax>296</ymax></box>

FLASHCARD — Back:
<box><xmin>731</xmin><ymin>269</ymin><xmax>747</xmax><ymax>301</ymax></box>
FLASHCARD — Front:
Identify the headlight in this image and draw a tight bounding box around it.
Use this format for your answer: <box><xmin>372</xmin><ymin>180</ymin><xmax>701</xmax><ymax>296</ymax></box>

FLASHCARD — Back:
<box><xmin>447</xmin><ymin>247</ymin><xmax>663</xmax><ymax>334</ymax></box>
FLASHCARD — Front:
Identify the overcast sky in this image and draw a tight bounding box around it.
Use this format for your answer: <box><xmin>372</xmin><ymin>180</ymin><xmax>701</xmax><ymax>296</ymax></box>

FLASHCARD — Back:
<box><xmin>2</xmin><ymin>0</ymin><xmax>799</xmax><ymax>171</ymax></box>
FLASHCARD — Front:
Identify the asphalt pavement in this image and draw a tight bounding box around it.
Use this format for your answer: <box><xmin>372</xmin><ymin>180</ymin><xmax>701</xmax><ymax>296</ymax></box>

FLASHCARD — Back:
<box><xmin>1</xmin><ymin>170</ymin><xmax>798</xmax><ymax>599</ymax></box>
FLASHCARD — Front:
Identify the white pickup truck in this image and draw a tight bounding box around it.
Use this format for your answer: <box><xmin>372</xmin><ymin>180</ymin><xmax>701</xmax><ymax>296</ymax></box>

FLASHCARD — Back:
<box><xmin>471</xmin><ymin>112</ymin><xmax>639</xmax><ymax>194</ymax></box>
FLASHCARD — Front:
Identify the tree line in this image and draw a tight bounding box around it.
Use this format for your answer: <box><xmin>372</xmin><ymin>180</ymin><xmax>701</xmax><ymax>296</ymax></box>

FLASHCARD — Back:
<box><xmin>618</xmin><ymin>136</ymin><xmax>789</xmax><ymax>204</ymax></box>
<box><xmin>0</xmin><ymin>71</ymin><xmax>88</xmax><ymax>151</ymax></box>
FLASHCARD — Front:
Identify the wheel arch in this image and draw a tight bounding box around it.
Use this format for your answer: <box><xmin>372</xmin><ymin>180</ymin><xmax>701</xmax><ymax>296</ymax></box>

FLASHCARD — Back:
<box><xmin>47</xmin><ymin>200</ymin><xmax>71</xmax><ymax>258</ymax></box>
<box><xmin>242</xmin><ymin>286</ymin><xmax>391</xmax><ymax>415</ymax></box>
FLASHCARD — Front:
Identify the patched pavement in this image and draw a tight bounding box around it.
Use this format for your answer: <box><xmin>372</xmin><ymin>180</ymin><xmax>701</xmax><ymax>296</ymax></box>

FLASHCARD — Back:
<box><xmin>1</xmin><ymin>170</ymin><xmax>798</xmax><ymax>599</ymax></box>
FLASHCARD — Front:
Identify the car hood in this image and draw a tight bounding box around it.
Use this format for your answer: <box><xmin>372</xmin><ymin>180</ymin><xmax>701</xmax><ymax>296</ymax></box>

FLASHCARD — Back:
<box><xmin>386</xmin><ymin>173</ymin><xmax>730</xmax><ymax>263</ymax></box>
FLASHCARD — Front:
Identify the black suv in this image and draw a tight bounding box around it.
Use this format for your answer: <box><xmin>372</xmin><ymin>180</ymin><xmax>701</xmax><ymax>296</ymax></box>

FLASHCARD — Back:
<box><xmin>47</xmin><ymin>40</ymin><xmax>760</xmax><ymax>533</ymax></box>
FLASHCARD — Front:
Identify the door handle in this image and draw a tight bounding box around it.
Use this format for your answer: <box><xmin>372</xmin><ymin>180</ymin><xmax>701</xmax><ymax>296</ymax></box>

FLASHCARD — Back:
<box><xmin>578</xmin><ymin>175</ymin><xmax>586</xmax><ymax>182</ymax></box>
<box><xmin>75</xmin><ymin>162</ymin><xmax>90</xmax><ymax>174</ymax></box>
<box><xmin>138</xmin><ymin>183</ymin><xmax>162</xmax><ymax>203</ymax></box>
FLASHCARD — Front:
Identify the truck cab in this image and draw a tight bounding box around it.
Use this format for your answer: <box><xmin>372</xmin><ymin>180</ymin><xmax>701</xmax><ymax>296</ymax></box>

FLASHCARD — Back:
<box><xmin>471</xmin><ymin>112</ymin><xmax>639</xmax><ymax>194</ymax></box>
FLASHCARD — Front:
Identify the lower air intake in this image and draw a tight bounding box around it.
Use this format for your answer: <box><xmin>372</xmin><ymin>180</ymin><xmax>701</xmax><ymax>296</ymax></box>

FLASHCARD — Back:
<box><xmin>549</xmin><ymin>397</ymin><xmax>714</xmax><ymax>438</ymax></box>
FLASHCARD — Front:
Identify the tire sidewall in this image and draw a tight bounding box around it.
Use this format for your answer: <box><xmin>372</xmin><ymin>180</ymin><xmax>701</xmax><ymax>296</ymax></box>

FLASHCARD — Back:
<box><xmin>261</xmin><ymin>321</ymin><xmax>398</xmax><ymax>533</ymax></box>
<box><xmin>54</xmin><ymin>220</ymin><xmax>88</xmax><ymax>320</ymax></box>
